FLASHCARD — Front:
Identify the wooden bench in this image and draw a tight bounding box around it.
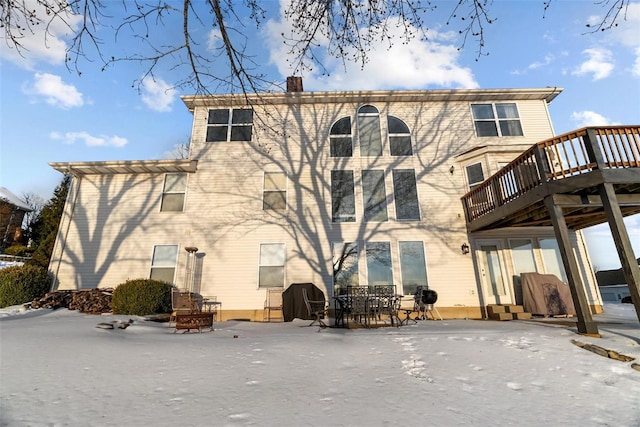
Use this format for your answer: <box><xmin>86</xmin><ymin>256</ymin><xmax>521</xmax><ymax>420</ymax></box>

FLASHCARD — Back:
<box><xmin>174</xmin><ymin>313</ymin><xmax>214</xmax><ymax>333</ymax></box>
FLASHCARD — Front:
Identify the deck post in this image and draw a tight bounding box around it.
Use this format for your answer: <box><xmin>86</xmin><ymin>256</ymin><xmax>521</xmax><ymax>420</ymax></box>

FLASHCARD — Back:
<box><xmin>544</xmin><ymin>196</ymin><xmax>599</xmax><ymax>335</ymax></box>
<box><xmin>598</xmin><ymin>183</ymin><xmax>640</xmax><ymax>322</ymax></box>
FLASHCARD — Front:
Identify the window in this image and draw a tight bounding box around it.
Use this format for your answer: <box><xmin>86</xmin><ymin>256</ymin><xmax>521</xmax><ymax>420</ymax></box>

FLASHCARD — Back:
<box><xmin>399</xmin><ymin>241</ymin><xmax>428</xmax><ymax>296</ymax></box>
<box><xmin>161</xmin><ymin>173</ymin><xmax>187</xmax><ymax>212</ymax></box>
<box><xmin>150</xmin><ymin>245</ymin><xmax>178</xmax><ymax>283</ymax></box>
<box><xmin>465</xmin><ymin>163</ymin><xmax>485</xmax><ymax>190</ymax></box>
<box><xmin>206</xmin><ymin>108</ymin><xmax>253</xmax><ymax>142</ymax></box>
<box><xmin>510</xmin><ymin>239</ymin><xmax>537</xmax><ymax>275</ymax></box>
<box><xmin>362</xmin><ymin>170</ymin><xmax>388</xmax><ymax>222</ymax></box>
<box><xmin>366</xmin><ymin>242</ymin><xmax>393</xmax><ymax>287</ymax></box>
<box><xmin>332</xmin><ymin>242</ymin><xmax>359</xmax><ymax>294</ymax></box>
<box><xmin>471</xmin><ymin>103</ymin><xmax>523</xmax><ymax>137</ymax></box>
<box><xmin>263</xmin><ymin>172</ymin><xmax>287</xmax><ymax>210</ymax></box>
<box><xmin>538</xmin><ymin>238</ymin><xmax>568</xmax><ymax>283</ymax></box>
<box><xmin>331</xmin><ymin>170</ymin><xmax>356</xmax><ymax>222</ymax></box>
<box><xmin>392</xmin><ymin>169</ymin><xmax>420</xmax><ymax>220</ymax></box>
<box><xmin>388</xmin><ymin>116</ymin><xmax>412</xmax><ymax>156</ymax></box>
<box><xmin>259</xmin><ymin>243</ymin><xmax>285</xmax><ymax>288</ymax></box>
<box><xmin>358</xmin><ymin>105</ymin><xmax>382</xmax><ymax>156</ymax></box>
<box><xmin>329</xmin><ymin>117</ymin><xmax>353</xmax><ymax>157</ymax></box>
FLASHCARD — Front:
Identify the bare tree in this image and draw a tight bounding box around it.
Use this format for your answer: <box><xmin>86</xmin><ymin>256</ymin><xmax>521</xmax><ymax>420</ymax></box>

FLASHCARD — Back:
<box><xmin>0</xmin><ymin>0</ymin><xmax>632</xmax><ymax>94</ymax></box>
<box><xmin>165</xmin><ymin>141</ymin><xmax>191</xmax><ymax>160</ymax></box>
<box><xmin>20</xmin><ymin>191</ymin><xmax>45</xmax><ymax>244</ymax></box>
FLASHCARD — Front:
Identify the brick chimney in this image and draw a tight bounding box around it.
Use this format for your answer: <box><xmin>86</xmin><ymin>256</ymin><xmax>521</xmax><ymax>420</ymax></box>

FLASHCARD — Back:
<box><xmin>286</xmin><ymin>76</ymin><xmax>303</xmax><ymax>92</ymax></box>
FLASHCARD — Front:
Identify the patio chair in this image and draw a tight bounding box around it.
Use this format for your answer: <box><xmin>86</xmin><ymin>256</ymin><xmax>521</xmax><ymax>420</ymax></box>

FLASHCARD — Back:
<box><xmin>346</xmin><ymin>286</ymin><xmax>370</xmax><ymax>327</ymax></box>
<box><xmin>263</xmin><ymin>288</ymin><xmax>284</xmax><ymax>322</ymax></box>
<box><xmin>397</xmin><ymin>295</ymin><xmax>418</xmax><ymax>326</ymax></box>
<box><xmin>302</xmin><ymin>288</ymin><xmax>328</xmax><ymax>328</ymax></box>
<box><xmin>371</xmin><ymin>285</ymin><xmax>399</xmax><ymax>326</ymax></box>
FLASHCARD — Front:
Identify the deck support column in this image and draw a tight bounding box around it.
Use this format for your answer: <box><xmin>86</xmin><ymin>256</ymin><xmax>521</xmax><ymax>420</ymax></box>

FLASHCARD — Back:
<box><xmin>544</xmin><ymin>196</ymin><xmax>599</xmax><ymax>335</ymax></box>
<box><xmin>598</xmin><ymin>183</ymin><xmax>640</xmax><ymax>322</ymax></box>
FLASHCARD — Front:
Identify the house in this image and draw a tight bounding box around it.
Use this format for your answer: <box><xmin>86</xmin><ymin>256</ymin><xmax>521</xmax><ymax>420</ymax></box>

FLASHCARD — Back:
<box><xmin>0</xmin><ymin>186</ymin><xmax>31</xmax><ymax>249</ymax></box>
<box><xmin>49</xmin><ymin>81</ymin><xmax>610</xmax><ymax>321</ymax></box>
<box><xmin>596</xmin><ymin>259</ymin><xmax>640</xmax><ymax>302</ymax></box>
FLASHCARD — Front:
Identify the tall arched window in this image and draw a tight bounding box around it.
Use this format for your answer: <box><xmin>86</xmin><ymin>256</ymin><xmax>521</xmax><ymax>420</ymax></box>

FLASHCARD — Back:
<box><xmin>388</xmin><ymin>116</ymin><xmax>413</xmax><ymax>156</ymax></box>
<box><xmin>329</xmin><ymin>117</ymin><xmax>352</xmax><ymax>157</ymax></box>
<box><xmin>358</xmin><ymin>105</ymin><xmax>382</xmax><ymax>156</ymax></box>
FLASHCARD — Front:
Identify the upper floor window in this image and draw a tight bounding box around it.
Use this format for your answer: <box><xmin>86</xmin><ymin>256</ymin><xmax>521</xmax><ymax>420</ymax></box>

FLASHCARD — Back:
<box><xmin>465</xmin><ymin>162</ymin><xmax>485</xmax><ymax>190</ymax></box>
<box><xmin>263</xmin><ymin>172</ymin><xmax>287</xmax><ymax>210</ymax></box>
<box><xmin>471</xmin><ymin>103</ymin><xmax>523</xmax><ymax>137</ymax></box>
<box><xmin>358</xmin><ymin>105</ymin><xmax>382</xmax><ymax>156</ymax></box>
<box><xmin>160</xmin><ymin>173</ymin><xmax>187</xmax><ymax>212</ymax></box>
<box><xmin>206</xmin><ymin>108</ymin><xmax>253</xmax><ymax>142</ymax></box>
<box><xmin>329</xmin><ymin>117</ymin><xmax>353</xmax><ymax>157</ymax></box>
<box><xmin>331</xmin><ymin>170</ymin><xmax>356</xmax><ymax>222</ymax></box>
<box><xmin>150</xmin><ymin>244</ymin><xmax>178</xmax><ymax>284</ymax></box>
<box><xmin>392</xmin><ymin>169</ymin><xmax>420</xmax><ymax>220</ymax></box>
<box><xmin>388</xmin><ymin>116</ymin><xmax>413</xmax><ymax>156</ymax></box>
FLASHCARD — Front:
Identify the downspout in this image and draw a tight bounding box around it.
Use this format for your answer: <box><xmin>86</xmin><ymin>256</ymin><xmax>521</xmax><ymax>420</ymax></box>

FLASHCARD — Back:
<box><xmin>50</xmin><ymin>171</ymin><xmax>81</xmax><ymax>291</ymax></box>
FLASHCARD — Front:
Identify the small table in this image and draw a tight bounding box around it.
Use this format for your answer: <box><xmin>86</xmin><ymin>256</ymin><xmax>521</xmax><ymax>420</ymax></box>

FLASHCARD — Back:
<box><xmin>202</xmin><ymin>299</ymin><xmax>222</xmax><ymax>321</ymax></box>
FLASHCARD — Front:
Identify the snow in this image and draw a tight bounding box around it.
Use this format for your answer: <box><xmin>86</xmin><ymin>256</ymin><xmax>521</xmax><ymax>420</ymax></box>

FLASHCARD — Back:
<box><xmin>0</xmin><ymin>260</ymin><xmax>24</xmax><ymax>269</ymax></box>
<box><xmin>1</xmin><ymin>305</ymin><xmax>639</xmax><ymax>426</ymax></box>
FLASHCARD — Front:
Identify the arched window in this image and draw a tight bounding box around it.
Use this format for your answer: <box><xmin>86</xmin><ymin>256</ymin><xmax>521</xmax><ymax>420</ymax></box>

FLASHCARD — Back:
<box><xmin>358</xmin><ymin>105</ymin><xmax>382</xmax><ymax>156</ymax></box>
<box><xmin>329</xmin><ymin>117</ymin><xmax>352</xmax><ymax>157</ymax></box>
<box><xmin>387</xmin><ymin>116</ymin><xmax>413</xmax><ymax>156</ymax></box>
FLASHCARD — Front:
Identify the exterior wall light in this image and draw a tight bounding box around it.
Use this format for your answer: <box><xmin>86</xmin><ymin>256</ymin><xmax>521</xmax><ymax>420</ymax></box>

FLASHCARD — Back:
<box><xmin>461</xmin><ymin>243</ymin><xmax>470</xmax><ymax>254</ymax></box>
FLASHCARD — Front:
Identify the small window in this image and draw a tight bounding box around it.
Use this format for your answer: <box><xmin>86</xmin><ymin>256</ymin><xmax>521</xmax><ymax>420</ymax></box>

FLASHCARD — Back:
<box><xmin>465</xmin><ymin>163</ymin><xmax>485</xmax><ymax>190</ymax></box>
<box><xmin>392</xmin><ymin>169</ymin><xmax>420</xmax><ymax>220</ymax></box>
<box><xmin>358</xmin><ymin>105</ymin><xmax>382</xmax><ymax>156</ymax></box>
<box><xmin>332</xmin><ymin>242</ymin><xmax>359</xmax><ymax>294</ymax></box>
<box><xmin>330</xmin><ymin>117</ymin><xmax>353</xmax><ymax>157</ymax></box>
<box><xmin>399</xmin><ymin>241</ymin><xmax>428</xmax><ymax>296</ymax></box>
<box><xmin>362</xmin><ymin>170</ymin><xmax>388</xmax><ymax>222</ymax></box>
<box><xmin>161</xmin><ymin>173</ymin><xmax>187</xmax><ymax>212</ymax></box>
<box><xmin>206</xmin><ymin>108</ymin><xmax>253</xmax><ymax>142</ymax></box>
<box><xmin>150</xmin><ymin>245</ymin><xmax>178</xmax><ymax>283</ymax></box>
<box><xmin>259</xmin><ymin>243</ymin><xmax>285</xmax><ymax>288</ymax></box>
<box><xmin>388</xmin><ymin>116</ymin><xmax>413</xmax><ymax>156</ymax></box>
<box><xmin>263</xmin><ymin>172</ymin><xmax>287</xmax><ymax>210</ymax></box>
<box><xmin>331</xmin><ymin>170</ymin><xmax>356</xmax><ymax>222</ymax></box>
<box><xmin>366</xmin><ymin>242</ymin><xmax>393</xmax><ymax>287</ymax></box>
<box><xmin>471</xmin><ymin>103</ymin><xmax>523</xmax><ymax>137</ymax></box>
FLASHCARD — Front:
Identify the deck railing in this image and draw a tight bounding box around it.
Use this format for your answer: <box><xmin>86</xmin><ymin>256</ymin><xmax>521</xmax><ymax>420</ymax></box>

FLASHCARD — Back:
<box><xmin>462</xmin><ymin>126</ymin><xmax>640</xmax><ymax>223</ymax></box>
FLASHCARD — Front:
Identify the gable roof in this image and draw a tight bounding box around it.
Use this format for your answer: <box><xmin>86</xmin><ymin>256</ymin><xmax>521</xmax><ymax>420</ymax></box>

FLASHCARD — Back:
<box><xmin>0</xmin><ymin>187</ymin><xmax>31</xmax><ymax>212</ymax></box>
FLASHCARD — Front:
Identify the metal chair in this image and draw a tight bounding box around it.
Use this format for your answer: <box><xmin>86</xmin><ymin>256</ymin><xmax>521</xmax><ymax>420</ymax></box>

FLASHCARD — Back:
<box><xmin>302</xmin><ymin>288</ymin><xmax>328</xmax><ymax>328</ymax></box>
<box><xmin>263</xmin><ymin>288</ymin><xmax>284</xmax><ymax>322</ymax></box>
<box><xmin>372</xmin><ymin>285</ymin><xmax>399</xmax><ymax>327</ymax></box>
<box><xmin>346</xmin><ymin>286</ymin><xmax>369</xmax><ymax>327</ymax></box>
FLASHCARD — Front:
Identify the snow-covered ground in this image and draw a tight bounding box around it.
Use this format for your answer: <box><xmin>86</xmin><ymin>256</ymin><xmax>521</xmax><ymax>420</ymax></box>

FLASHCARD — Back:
<box><xmin>1</xmin><ymin>304</ymin><xmax>639</xmax><ymax>427</ymax></box>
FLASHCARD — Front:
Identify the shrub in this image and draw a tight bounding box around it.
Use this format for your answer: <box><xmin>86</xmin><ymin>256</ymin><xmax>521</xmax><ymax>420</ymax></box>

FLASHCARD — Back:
<box><xmin>0</xmin><ymin>264</ymin><xmax>51</xmax><ymax>308</ymax></box>
<box><xmin>3</xmin><ymin>245</ymin><xmax>32</xmax><ymax>257</ymax></box>
<box><xmin>111</xmin><ymin>279</ymin><xmax>173</xmax><ymax>315</ymax></box>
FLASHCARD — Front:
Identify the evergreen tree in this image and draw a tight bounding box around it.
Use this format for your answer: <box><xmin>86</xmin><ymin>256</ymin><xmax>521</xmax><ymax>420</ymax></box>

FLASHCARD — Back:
<box><xmin>29</xmin><ymin>175</ymin><xmax>71</xmax><ymax>269</ymax></box>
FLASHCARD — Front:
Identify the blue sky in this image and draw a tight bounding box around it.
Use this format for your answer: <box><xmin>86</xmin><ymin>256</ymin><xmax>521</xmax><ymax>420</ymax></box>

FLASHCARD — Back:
<box><xmin>0</xmin><ymin>0</ymin><xmax>638</xmax><ymax>269</ymax></box>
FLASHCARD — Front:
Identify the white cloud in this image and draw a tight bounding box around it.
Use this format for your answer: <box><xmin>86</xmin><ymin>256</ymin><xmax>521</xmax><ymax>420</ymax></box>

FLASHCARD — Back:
<box><xmin>572</xmin><ymin>48</ymin><xmax>614</xmax><ymax>80</ymax></box>
<box><xmin>570</xmin><ymin>110</ymin><xmax>620</xmax><ymax>127</ymax></box>
<box><xmin>50</xmin><ymin>131</ymin><xmax>127</xmax><ymax>147</ymax></box>
<box><xmin>0</xmin><ymin>0</ymin><xmax>82</xmax><ymax>68</ymax></box>
<box><xmin>263</xmin><ymin>6</ymin><xmax>477</xmax><ymax>90</ymax></box>
<box><xmin>140</xmin><ymin>77</ymin><xmax>178</xmax><ymax>112</ymax></box>
<box><xmin>23</xmin><ymin>73</ymin><xmax>84</xmax><ymax>109</ymax></box>
<box><xmin>586</xmin><ymin>2</ymin><xmax>640</xmax><ymax>77</ymax></box>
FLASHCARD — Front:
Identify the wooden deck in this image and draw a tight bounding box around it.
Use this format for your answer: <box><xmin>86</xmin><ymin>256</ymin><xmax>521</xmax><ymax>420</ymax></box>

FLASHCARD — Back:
<box><xmin>462</xmin><ymin>126</ymin><xmax>640</xmax><ymax>232</ymax></box>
